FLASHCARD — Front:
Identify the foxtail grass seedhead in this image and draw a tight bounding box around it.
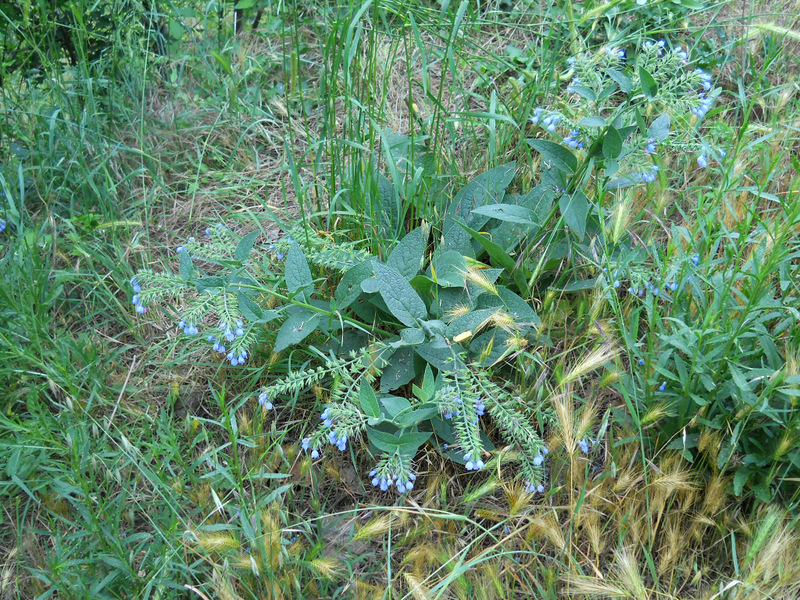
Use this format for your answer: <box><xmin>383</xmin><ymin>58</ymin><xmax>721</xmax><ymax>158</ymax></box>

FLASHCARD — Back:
<box><xmin>463</xmin><ymin>268</ymin><xmax>499</xmax><ymax>296</ymax></box>
<box><xmin>353</xmin><ymin>516</ymin><xmax>393</xmax><ymax>542</ymax></box>
<box><xmin>560</xmin><ymin>345</ymin><xmax>619</xmax><ymax>388</ymax></box>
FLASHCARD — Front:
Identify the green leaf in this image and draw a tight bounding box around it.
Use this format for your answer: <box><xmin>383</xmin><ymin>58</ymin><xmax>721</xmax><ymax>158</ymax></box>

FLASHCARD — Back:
<box><xmin>376</xmin><ymin>171</ymin><xmax>400</xmax><ymax>235</ymax></box>
<box><xmin>442</xmin><ymin>163</ymin><xmax>516</xmax><ymax>254</ymax></box>
<box><xmin>471</xmin><ymin>204</ymin><xmax>540</xmax><ymax>226</ymax></box>
<box><xmin>237</xmin><ymin>291</ymin><xmax>263</xmax><ymax>322</ymax></box>
<box><xmin>579</xmin><ymin>116</ymin><xmax>606</xmax><ymax>128</ymax></box>
<box><xmin>638</xmin><ymin>67</ymin><xmax>658</xmax><ymax>99</ymax></box>
<box><xmin>335</xmin><ymin>260</ymin><xmax>372</xmax><ymax>310</ymax></box>
<box><xmin>415</xmin><ymin>336</ymin><xmax>465</xmax><ymax>371</ymax></box>
<box><xmin>397</xmin><ymin>431</ymin><xmax>432</xmax><ymax>451</ymax></box>
<box><xmin>395</xmin><ymin>406</ymin><xmax>440</xmax><ymax>428</ymax></box>
<box><xmin>648</xmin><ymin>113</ymin><xmax>671</xmax><ymax>142</ymax></box>
<box><xmin>559</xmin><ymin>191</ymin><xmax>589</xmax><ymax>239</ymax></box>
<box><xmin>285</xmin><ymin>242</ymin><xmax>313</xmax><ymax>300</ymax></box>
<box><xmin>458</xmin><ymin>221</ymin><xmax>528</xmax><ymax>294</ymax></box>
<box><xmin>447</xmin><ymin>163</ymin><xmax>517</xmax><ymax>223</ymax></box>
<box><xmin>211</xmin><ymin>51</ymin><xmax>232</xmax><ymax>76</ymax></box>
<box><xmin>430</xmin><ymin>250</ymin><xmax>467</xmax><ymax>287</ymax></box>
<box><xmin>179</xmin><ymin>250</ymin><xmax>193</xmax><ymax>280</ymax></box>
<box><xmin>606</xmin><ymin>69</ymin><xmax>632</xmax><ymax>93</ymax></box>
<box><xmin>602</xmin><ymin>126</ymin><xmax>623</xmax><ymax>159</ymax></box>
<box><xmin>235</xmin><ymin>230</ymin><xmax>260</xmax><ymax>262</ymax></box>
<box><xmin>362</xmin><ymin>262</ymin><xmax>428</xmax><ymax>327</ymax></box>
<box><xmin>497</xmin><ymin>286</ymin><xmax>540</xmax><ymax>325</ymax></box>
<box><xmin>446</xmin><ymin>308</ymin><xmax>495</xmax><ymax>339</ymax></box>
<box><xmin>528</xmin><ymin>139</ymin><xmax>577</xmax><ymax>174</ymax></box>
<box><xmin>568</xmin><ymin>84</ymin><xmax>596</xmax><ymax>102</ymax></box>
<box><xmin>387</xmin><ymin>225</ymin><xmax>428</xmax><ymax>279</ymax></box>
<box><xmin>380</xmin><ymin>396</ymin><xmax>412</xmax><ymax>418</ymax></box>
<box><xmin>399</xmin><ymin>328</ymin><xmax>426</xmax><ymax>345</ymax></box>
<box><xmin>733</xmin><ymin>467</ymin><xmax>750</xmax><ymax>496</ymax></box>
<box><xmin>274</xmin><ymin>311</ymin><xmax>320</xmax><ymax>353</ymax></box>
<box><xmin>422</xmin><ymin>364</ymin><xmax>435</xmax><ymax>401</ymax></box>
<box><xmin>380</xmin><ymin>346</ymin><xmax>417</xmax><ymax>392</ymax></box>
<box><xmin>195</xmin><ymin>276</ymin><xmax>225</xmax><ymax>293</ymax></box>
<box><xmin>360</xmin><ymin>381</ymin><xmax>380</xmax><ymax>418</ymax></box>
<box><xmin>367</xmin><ymin>428</ymin><xmax>401</xmax><ymax>454</ymax></box>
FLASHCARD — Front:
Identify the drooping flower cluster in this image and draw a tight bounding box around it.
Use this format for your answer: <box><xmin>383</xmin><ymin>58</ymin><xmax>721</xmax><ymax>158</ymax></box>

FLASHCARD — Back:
<box><xmin>130</xmin><ymin>277</ymin><xmax>146</xmax><ymax>314</ymax></box>
<box><xmin>207</xmin><ymin>320</ymin><xmax>249</xmax><ymax>365</ymax></box>
<box><xmin>258</xmin><ymin>391</ymin><xmax>274</xmax><ymax>411</ymax></box>
<box><xmin>300</xmin><ymin>402</ymin><xmax>365</xmax><ymax>460</ymax></box>
<box><xmin>438</xmin><ymin>383</ymin><xmax>485</xmax><ymax>472</ymax></box>
<box><xmin>606</xmin><ymin>252</ymin><xmax>701</xmax><ymax>301</ymax></box>
<box><xmin>369</xmin><ymin>453</ymin><xmax>416</xmax><ymax>494</ymax></box>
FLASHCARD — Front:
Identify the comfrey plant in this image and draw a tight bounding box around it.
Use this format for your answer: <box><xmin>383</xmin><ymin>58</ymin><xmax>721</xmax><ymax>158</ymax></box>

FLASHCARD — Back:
<box><xmin>528</xmin><ymin>38</ymin><xmax>724</xmax><ymax>210</ymax></box>
<box><xmin>129</xmin><ymin>168</ymin><xmax>558</xmax><ymax>495</ymax></box>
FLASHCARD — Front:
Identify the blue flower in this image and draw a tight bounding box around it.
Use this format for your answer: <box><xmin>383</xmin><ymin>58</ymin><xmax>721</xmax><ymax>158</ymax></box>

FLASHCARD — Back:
<box><xmin>692</xmin><ymin>254</ymin><xmax>700</xmax><ymax>266</ymax></box>
<box><xmin>475</xmin><ymin>400</ymin><xmax>485</xmax><ymax>416</ymax></box>
<box><xmin>578</xmin><ymin>439</ymin><xmax>590</xmax><ymax>454</ymax></box>
<box><xmin>533</xmin><ymin>454</ymin><xmax>544</xmax><ymax>466</ymax></box>
<box><xmin>258</xmin><ymin>392</ymin><xmax>274</xmax><ymax>410</ymax></box>
<box><xmin>530</xmin><ymin>107</ymin><xmax>543</xmax><ymax>124</ymax></box>
<box><xmin>135</xmin><ymin>304</ymin><xmax>146</xmax><ymax>314</ymax></box>
<box><xmin>176</xmin><ymin>246</ymin><xmax>183</xmax><ymax>254</ymax></box>
<box><xmin>130</xmin><ymin>277</ymin><xmax>142</xmax><ymax>293</ymax></box>
<box><xmin>658</xmin><ymin>382</ymin><xmax>667</xmax><ymax>392</ymax></box>
<box><xmin>638</xmin><ymin>358</ymin><xmax>645</xmax><ymax>366</ymax></box>
<box><xmin>0</xmin><ymin>218</ymin><xmax>6</xmax><ymax>232</ymax></box>
<box><xmin>276</xmin><ymin>252</ymin><xmax>284</xmax><ymax>260</ymax></box>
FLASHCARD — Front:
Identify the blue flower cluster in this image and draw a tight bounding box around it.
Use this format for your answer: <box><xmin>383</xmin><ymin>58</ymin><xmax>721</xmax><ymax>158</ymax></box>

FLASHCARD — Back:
<box><xmin>644</xmin><ymin>39</ymin><xmax>667</xmax><ymax>52</ymax></box>
<box><xmin>566</xmin><ymin>77</ymin><xmax>580</xmax><ymax>93</ymax></box>
<box><xmin>317</xmin><ymin>408</ymin><xmax>349</xmax><ymax>452</ymax></box>
<box><xmin>370</xmin><ymin>469</ymin><xmax>416</xmax><ymax>493</ymax></box>
<box><xmin>531</xmin><ymin>108</ymin><xmax>563</xmax><ymax>134</ymax></box>
<box><xmin>301</xmin><ymin>437</ymin><xmax>321</xmax><ymax>459</ymax></box>
<box><xmin>562</xmin><ymin>130</ymin><xmax>584</xmax><ymax>150</ymax></box>
<box><xmin>178</xmin><ymin>320</ymin><xmax>199</xmax><ymax>335</ymax></box>
<box><xmin>578</xmin><ymin>438</ymin><xmax>595</xmax><ymax>454</ymax></box>
<box><xmin>268</xmin><ymin>235</ymin><xmax>294</xmax><ymax>261</ymax></box>
<box><xmin>130</xmin><ymin>278</ymin><xmax>146</xmax><ymax>314</ymax></box>
<box><xmin>328</xmin><ymin>430</ymin><xmax>348</xmax><ymax>452</ymax></box>
<box><xmin>463</xmin><ymin>451</ymin><xmax>485</xmax><ymax>471</ymax></box>
<box><xmin>176</xmin><ymin>236</ymin><xmax>195</xmax><ymax>254</ymax></box>
<box><xmin>692</xmin><ymin>93</ymin><xmax>714</xmax><ymax>118</ymax></box>
<box><xmin>695</xmin><ymin>69</ymin><xmax>712</xmax><ymax>91</ymax></box>
<box><xmin>524</xmin><ymin>481</ymin><xmax>545</xmax><ymax>494</ymax></box>
<box><xmin>207</xmin><ymin>321</ymin><xmax>248</xmax><ymax>365</ymax></box>
<box><xmin>642</xmin><ymin>165</ymin><xmax>660</xmax><ymax>183</ymax></box>
<box><xmin>258</xmin><ymin>392</ymin><xmax>274</xmax><ymax>410</ymax></box>
<box><xmin>532</xmin><ymin>446</ymin><xmax>548</xmax><ymax>466</ymax></box>
<box><xmin>696</xmin><ymin>148</ymin><xmax>725</xmax><ymax>169</ymax></box>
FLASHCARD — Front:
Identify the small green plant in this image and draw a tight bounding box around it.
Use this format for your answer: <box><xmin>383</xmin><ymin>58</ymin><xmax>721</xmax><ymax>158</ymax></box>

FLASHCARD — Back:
<box><xmin>131</xmin><ymin>165</ymin><xmax>555</xmax><ymax>496</ymax></box>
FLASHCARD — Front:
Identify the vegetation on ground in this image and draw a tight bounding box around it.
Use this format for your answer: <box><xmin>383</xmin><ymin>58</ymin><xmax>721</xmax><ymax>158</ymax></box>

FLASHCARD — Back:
<box><xmin>1</xmin><ymin>0</ymin><xmax>799</xmax><ymax>598</ymax></box>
